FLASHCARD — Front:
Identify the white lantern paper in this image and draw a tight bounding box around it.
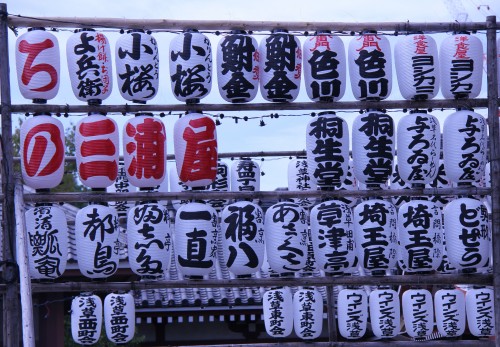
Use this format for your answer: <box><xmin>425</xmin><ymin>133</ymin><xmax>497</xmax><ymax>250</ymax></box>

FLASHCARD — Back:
<box><xmin>402</xmin><ymin>288</ymin><xmax>434</xmax><ymax>338</ymax></box>
<box><xmin>104</xmin><ymin>293</ymin><xmax>135</xmax><ymax>344</ymax></box>
<box><xmin>348</xmin><ymin>32</ymin><xmax>392</xmax><ymax>100</ymax></box>
<box><xmin>169</xmin><ymin>165</ymin><xmax>191</xmax><ymax>211</ymax></box>
<box><xmin>265</xmin><ymin>202</ymin><xmax>308</xmax><ymax>274</ymax></box>
<box><xmin>259</xmin><ymin>30</ymin><xmax>301</xmax><ymax>102</ymax></box>
<box><xmin>75</xmin><ymin>205</ymin><xmax>120</xmax><ymax>278</ymax></box>
<box><xmin>369</xmin><ymin>289</ymin><xmax>401</xmax><ymax>338</ymax></box>
<box><xmin>427</xmin><ymin>161</ymin><xmax>454</xmax><ymax>208</ymax></box>
<box><xmin>390</xmin><ymin>162</ymin><xmax>412</xmax><ymax>208</ymax></box>
<box><xmin>287</xmin><ymin>158</ymin><xmax>317</xmax><ymax>208</ymax></box>
<box><xmin>71</xmin><ymin>294</ymin><xmax>102</xmax><ymax>345</ymax></box>
<box><xmin>20</xmin><ymin>115</ymin><xmax>65</xmax><ymax>189</ymax></box>
<box><xmin>263</xmin><ymin>288</ymin><xmax>293</xmax><ymax>337</ymax></box>
<box><xmin>174</xmin><ymin>203</ymin><xmax>218</xmax><ymax>278</ymax></box>
<box><xmin>338</xmin><ymin>288</ymin><xmax>368</xmax><ymax>339</ymax></box>
<box><xmin>443</xmin><ymin>110</ymin><xmax>487</xmax><ymax>185</ymax></box>
<box><xmin>440</xmin><ymin>33</ymin><xmax>483</xmax><ymax>99</ymax></box>
<box><xmin>25</xmin><ymin>206</ymin><xmax>68</xmax><ymax>279</ymax></box>
<box><xmin>231</xmin><ymin>159</ymin><xmax>260</xmax><ymax>194</ymax></box>
<box><xmin>434</xmin><ymin>288</ymin><xmax>466</xmax><ymax>337</ymax></box>
<box><xmin>107</xmin><ymin>162</ymin><xmax>138</xmax><ymax>218</ymax></box>
<box><xmin>67</xmin><ymin>30</ymin><xmax>112</xmax><ymax>104</ymax></box>
<box><xmin>174</xmin><ymin>113</ymin><xmax>218</xmax><ymax>187</ymax></box>
<box><xmin>310</xmin><ymin>200</ymin><xmax>357</xmax><ymax>274</ymax></box>
<box><xmin>395</xmin><ymin>33</ymin><xmax>439</xmax><ymax>100</ymax></box>
<box><xmin>293</xmin><ymin>288</ymin><xmax>323</xmax><ymax>339</ymax></box>
<box><xmin>16</xmin><ymin>28</ymin><xmax>60</xmax><ymax>102</ymax></box>
<box><xmin>170</xmin><ymin>31</ymin><xmax>212</xmax><ymax>103</ymax></box>
<box><xmin>303</xmin><ymin>33</ymin><xmax>346</xmax><ymax>102</ymax></box>
<box><xmin>306</xmin><ymin>112</ymin><xmax>349</xmax><ymax>187</ymax></box>
<box><xmin>466</xmin><ymin>287</ymin><xmax>495</xmax><ymax>337</ymax></box>
<box><xmin>335</xmin><ymin>159</ymin><xmax>358</xmax><ymax>208</ymax></box>
<box><xmin>205</xmin><ymin>160</ymin><xmax>230</xmax><ymax>211</ymax></box>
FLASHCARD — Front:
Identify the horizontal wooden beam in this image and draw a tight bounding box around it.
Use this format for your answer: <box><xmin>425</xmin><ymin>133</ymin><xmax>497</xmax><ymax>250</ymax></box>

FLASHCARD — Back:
<box><xmin>189</xmin><ymin>342</ymin><xmax>495</xmax><ymax>347</ymax></box>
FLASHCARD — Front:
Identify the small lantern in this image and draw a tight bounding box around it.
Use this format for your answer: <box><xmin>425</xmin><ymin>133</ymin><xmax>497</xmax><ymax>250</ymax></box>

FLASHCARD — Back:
<box><xmin>104</xmin><ymin>293</ymin><xmax>135</xmax><ymax>344</ymax></box>
<box><xmin>205</xmin><ymin>160</ymin><xmax>230</xmax><ymax>211</ymax></box>
<box><xmin>71</xmin><ymin>294</ymin><xmax>102</xmax><ymax>345</ymax></box>
<box><xmin>369</xmin><ymin>289</ymin><xmax>401</xmax><ymax>338</ymax></box>
<box><xmin>338</xmin><ymin>288</ymin><xmax>368</xmax><ymax>339</ymax></box>
<box><xmin>107</xmin><ymin>162</ymin><xmax>138</xmax><ymax>218</ymax></box>
<box><xmin>466</xmin><ymin>287</ymin><xmax>495</xmax><ymax>337</ymax></box>
<box><xmin>263</xmin><ymin>288</ymin><xmax>293</xmax><ymax>337</ymax></box>
<box><xmin>293</xmin><ymin>288</ymin><xmax>323</xmax><ymax>339</ymax></box>
<box><xmin>435</xmin><ymin>288</ymin><xmax>466</xmax><ymax>337</ymax></box>
<box><xmin>231</xmin><ymin>159</ymin><xmax>260</xmax><ymax>194</ymax></box>
<box><xmin>287</xmin><ymin>158</ymin><xmax>317</xmax><ymax>209</ymax></box>
<box><xmin>402</xmin><ymin>288</ymin><xmax>434</xmax><ymax>338</ymax></box>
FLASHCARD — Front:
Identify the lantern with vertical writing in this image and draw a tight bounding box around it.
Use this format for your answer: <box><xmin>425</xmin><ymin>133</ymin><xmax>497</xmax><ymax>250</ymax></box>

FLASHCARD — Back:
<box><xmin>402</xmin><ymin>288</ymin><xmax>434</xmax><ymax>338</ymax></box>
<box><xmin>71</xmin><ymin>294</ymin><xmax>102</xmax><ymax>345</ymax></box>
<box><xmin>466</xmin><ymin>287</ymin><xmax>495</xmax><ymax>337</ymax></box>
<box><xmin>107</xmin><ymin>162</ymin><xmax>138</xmax><ymax>218</ymax></box>
<box><xmin>104</xmin><ymin>293</ymin><xmax>135</xmax><ymax>344</ymax></box>
<box><xmin>231</xmin><ymin>159</ymin><xmax>260</xmax><ymax>195</ymax></box>
<box><xmin>427</xmin><ymin>161</ymin><xmax>454</xmax><ymax>208</ymax></box>
<box><xmin>293</xmin><ymin>288</ymin><xmax>323</xmax><ymax>339</ymax></box>
<box><xmin>205</xmin><ymin>160</ymin><xmax>230</xmax><ymax>211</ymax></box>
<box><xmin>369</xmin><ymin>289</ymin><xmax>401</xmax><ymax>338</ymax></box>
<box><xmin>263</xmin><ymin>288</ymin><xmax>293</xmax><ymax>337</ymax></box>
<box><xmin>336</xmin><ymin>159</ymin><xmax>358</xmax><ymax>208</ymax></box>
<box><xmin>435</xmin><ymin>288</ymin><xmax>466</xmax><ymax>337</ymax></box>
<box><xmin>287</xmin><ymin>158</ymin><xmax>317</xmax><ymax>208</ymax></box>
<box><xmin>338</xmin><ymin>288</ymin><xmax>368</xmax><ymax>339</ymax></box>
<box><xmin>390</xmin><ymin>162</ymin><xmax>411</xmax><ymax>208</ymax></box>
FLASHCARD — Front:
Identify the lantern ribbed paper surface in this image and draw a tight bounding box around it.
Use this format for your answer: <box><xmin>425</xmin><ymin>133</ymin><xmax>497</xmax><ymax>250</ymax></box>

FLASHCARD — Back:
<box><xmin>104</xmin><ymin>293</ymin><xmax>135</xmax><ymax>344</ymax></box>
<box><xmin>287</xmin><ymin>158</ymin><xmax>317</xmax><ymax>208</ymax></box>
<box><xmin>427</xmin><ymin>160</ymin><xmax>453</xmax><ymax>208</ymax></box>
<box><xmin>263</xmin><ymin>288</ymin><xmax>293</xmax><ymax>337</ymax></box>
<box><xmin>338</xmin><ymin>288</ymin><xmax>368</xmax><ymax>339</ymax></box>
<box><xmin>402</xmin><ymin>288</ymin><xmax>434</xmax><ymax>338</ymax></box>
<box><xmin>293</xmin><ymin>288</ymin><xmax>323</xmax><ymax>339</ymax></box>
<box><xmin>466</xmin><ymin>287</ymin><xmax>495</xmax><ymax>337</ymax></box>
<box><xmin>435</xmin><ymin>288</ymin><xmax>466</xmax><ymax>337</ymax></box>
<box><xmin>336</xmin><ymin>159</ymin><xmax>358</xmax><ymax>208</ymax></box>
<box><xmin>205</xmin><ymin>161</ymin><xmax>230</xmax><ymax>211</ymax></box>
<box><xmin>169</xmin><ymin>165</ymin><xmax>191</xmax><ymax>211</ymax></box>
<box><xmin>369</xmin><ymin>289</ymin><xmax>401</xmax><ymax>338</ymax></box>
<box><xmin>390</xmin><ymin>162</ymin><xmax>411</xmax><ymax>208</ymax></box>
<box><xmin>71</xmin><ymin>294</ymin><xmax>102</xmax><ymax>345</ymax></box>
<box><xmin>107</xmin><ymin>162</ymin><xmax>138</xmax><ymax>218</ymax></box>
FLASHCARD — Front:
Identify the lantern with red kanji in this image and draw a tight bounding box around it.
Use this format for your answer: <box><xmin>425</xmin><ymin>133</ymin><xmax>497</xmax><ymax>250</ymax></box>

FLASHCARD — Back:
<box><xmin>369</xmin><ymin>289</ymin><xmax>401</xmax><ymax>338</ymax></box>
<box><xmin>104</xmin><ymin>293</ymin><xmax>135</xmax><ymax>344</ymax></box>
<box><xmin>338</xmin><ymin>288</ymin><xmax>368</xmax><ymax>339</ymax></box>
<box><xmin>466</xmin><ymin>287</ymin><xmax>495</xmax><ymax>337</ymax></box>
<box><xmin>71</xmin><ymin>294</ymin><xmax>102</xmax><ymax>345</ymax></box>
<box><xmin>402</xmin><ymin>288</ymin><xmax>434</xmax><ymax>338</ymax></box>
<box><xmin>435</xmin><ymin>288</ymin><xmax>466</xmax><ymax>337</ymax></box>
<box><xmin>287</xmin><ymin>158</ymin><xmax>317</xmax><ymax>209</ymax></box>
<box><xmin>263</xmin><ymin>288</ymin><xmax>293</xmax><ymax>337</ymax></box>
<box><xmin>293</xmin><ymin>288</ymin><xmax>323</xmax><ymax>339</ymax></box>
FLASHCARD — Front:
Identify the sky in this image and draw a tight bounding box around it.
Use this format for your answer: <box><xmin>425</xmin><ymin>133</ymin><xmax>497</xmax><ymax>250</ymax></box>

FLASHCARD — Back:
<box><xmin>3</xmin><ymin>0</ymin><xmax>500</xmax><ymax>191</ymax></box>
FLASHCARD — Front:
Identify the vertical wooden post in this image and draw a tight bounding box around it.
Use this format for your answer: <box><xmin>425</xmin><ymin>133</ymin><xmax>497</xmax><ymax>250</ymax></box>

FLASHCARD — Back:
<box><xmin>326</xmin><ymin>285</ymin><xmax>337</xmax><ymax>342</ymax></box>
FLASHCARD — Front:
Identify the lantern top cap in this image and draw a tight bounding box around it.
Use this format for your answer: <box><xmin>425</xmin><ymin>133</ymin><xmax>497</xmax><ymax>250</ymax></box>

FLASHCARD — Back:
<box><xmin>409</xmin><ymin>109</ymin><xmax>427</xmax><ymax>114</ymax></box>
<box><xmin>315</xmin><ymin>30</ymin><xmax>332</xmax><ymax>35</ymax></box>
<box><xmin>88</xmin><ymin>111</ymin><xmax>106</xmax><ymax>116</ymax></box>
<box><xmin>33</xmin><ymin>112</ymin><xmax>51</xmax><ymax>117</ymax></box>
<box><xmin>271</xmin><ymin>28</ymin><xmax>289</xmax><ymax>34</ymax></box>
<box><xmin>317</xmin><ymin>111</ymin><xmax>337</xmax><ymax>116</ymax></box>
<box><xmin>75</xmin><ymin>28</ymin><xmax>96</xmax><ymax>33</ymax></box>
<box><xmin>135</xmin><ymin>112</ymin><xmax>154</xmax><ymax>117</ymax></box>
<box><xmin>230</xmin><ymin>29</ymin><xmax>247</xmax><ymax>35</ymax></box>
<box><xmin>127</xmin><ymin>29</ymin><xmax>145</xmax><ymax>34</ymax></box>
<box><xmin>184</xmin><ymin>28</ymin><xmax>200</xmax><ymax>33</ymax></box>
<box><xmin>361</xmin><ymin>29</ymin><xmax>378</xmax><ymax>35</ymax></box>
<box><xmin>27</xmin><ymin>27</ymin><xmax>46</xmax><ymax>32</ymax></box>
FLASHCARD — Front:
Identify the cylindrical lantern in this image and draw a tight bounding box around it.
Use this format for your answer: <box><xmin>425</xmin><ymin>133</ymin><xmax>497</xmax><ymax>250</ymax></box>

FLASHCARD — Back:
<box><xmin>259</xmin><ymin>30</ymin><xmax>301</xmax><ymax>102</ymax></box>
<box><xmin>398</xmin><ymin>200</ymin><xmax>443</xmax><ymax>272</ymax></box>
<box><xmin>76</xmin><ymin>113</ymin><xmax>119</xmax><ymax>188</ymax></box>
<box><xmin>293</xmin><ymin>288</ymin><xmax>323</xmax><ymax>339</ymax></box>
<box><xmin>335</xmin><ymin>159</ymin><xmax>358</xmax><ymax>208</ymax></box>
<box><xmin>395</xmin><ymin>33</ymin><xmax>440</xmax><ymax>100</ymax></box>
<box><xmin>390</xmin><ymin>162</ymin><xmax>412</xmax><ymax>208</ymax></box>
<box><xmin>427</xmin><ymin>160</ymin><xmax>454</xmax><ymax>208</ymax></box>
<box><xmin>67</xmin><ymin>29</ymin><xmax>113</xmax><ymax>104</ymax></box>
<box><xmin>75</xmin><ymin>205</ymin><xmax>120</xmax><ymax>278</ymax></box>
<box><xmin>263</xmin><ymin>288</ymin><xmax>293</xmax><ymax>337</ymax></box>
<box><xmin>104</xmin><ymin>293</ymin><xmax>135</xmax><ymax>344</ymax></box>
<box><xmin>169</xmin><ymin>165</ymin><xmax>191</xmax><ymax>211</ymax></box>
<box><xmin>174</xmin><ymin>202</ymin><xmax>218</xmax><ymax>278</ymax></box>
<box><xmin>352</xmin><ymin>111</ymin><xmax>395</xmax><ymax>186</ymax></box>
<box><xmin>287</xmin><ymin>158</ymin><xmax>317</xmax><ymax>209</ymax></box>
<box><xmin>220</xmin><ymin>201</ymin><xmax>265</xmax><ymax>276</ymax></box>
<box><xmin>306</xmin><ymin>112</ymin><xmax>349</xmax><ymax>187</ymax></box>
<box><xmin>127</xmin><ymin>203</ymin><xmax>171</xmax><ymax>278</ymax></box>
<box><xmin>231</xmin><ymin>159</ymin><xmax>260</xmax><ymax>194</ymax></box>
<box><xmin>435</xmin><ymin>288</ymin><xmax>466</xmax><ymax>337</ymax></box>
<box><xmin>115</xmin><ymin>30</ymin><xmax>159</xmax><ymax>103</ymax></box>
<box><xmin>440</xmin><ymin>33</ymin><xmax>483</xmax><ymax>99</ymax></box>
<box><xmin>174</xmin><ymin>113</ymin><xmax>218</xmax><ymax>187</ymax></box>
<box><xmin>123</xmin><ymin>113</ymin><xmax>166</xmax><ymax>188</ymax></box>
<box><xmin>348</xmin><ymin>32</ymin><xmax>392</xmax><ymax>100</ymax></box>
<box><xmin>25</xmin><ymin>205</ymin><xmax>68</xmax><ymax>279</ymax></box>
<box><xmin>303</xmin><ymin>32</ymin><xmax>346</xmax><ymax>102</ymax></box>
<box><xmin>16</xmin><ymin>28</ymin><xmax>60</xmax><ymax>102</ymax></box>
<box><xmin>466</xmin><ymin>287</ymin><xmax>495</xmax><ymax>337</ymax></box>
<box><xmin>217</xmin><ymin>31</ymin><xmax>258</xmax><ymax>103</ymax></box>
<box><xmin>265</xmin><ymin>202</ymin><xmax>308</xmax><ymax>274</ymax></box>
<box><xmin>170</xmin><ymin>30</ymin><xmax>212</xmax><ymax>103</ymax></box>
<box><xmin>310</xmin><ymin>200</ymin><xmax>357</xmax><ymax>274</ymax></box>
<box><xmin>444</xmin><ymin>198</ymin><xmax>490</xmax><ymax>272</ymax></box>
<box><xmin>20</xmin><ymin>114</ymin><xmax>65</xmax><ymax>189</ymax></box>
<box><xmin>443</xmin><ymin>109</ymin><xmax>487</xmax><ymax>185</ymax></box>
<box><xmin>338</xmin><ymin>288</ymin><xmax>368</xmax><ymax>339</ymax></box>
<box><xmin>71</xmin><ymin>294</ymin><xmax>102</xmax><ymax>345</ymax></box>
<box><xmin>354</xmin><ymin>199</ymin><xmax>397</xmax><ymax>273</ymax></box>
<box><xmin>369</xmin><ymin>289</ymin><xmax>401</xmax><ymax>338</ymax></box>
<box><xmin>107</xmin><ymin>162</ymin><xmax>138</xmax><ymax>218</ymax></box>
<box><xmin>205</xmin><ymin>160</ymin><xmax>230</xmax><ymax>211</ymax></box>
<box><xmin>397</xmin><ymin>111</ymin><xmax>440</xmax><ymax>185</ymax></box>
<box><xmin>402</xmin><ymin>288</ymin><xmax>434</xmax><ymax>338</ymax></box>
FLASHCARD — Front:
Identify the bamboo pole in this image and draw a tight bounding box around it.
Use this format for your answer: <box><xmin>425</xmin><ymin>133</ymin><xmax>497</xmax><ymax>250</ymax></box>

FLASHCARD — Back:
<box><xmin>188</xmin><ymin>342</ymin><xmax>493</xmax><ymax>347</ymax></box>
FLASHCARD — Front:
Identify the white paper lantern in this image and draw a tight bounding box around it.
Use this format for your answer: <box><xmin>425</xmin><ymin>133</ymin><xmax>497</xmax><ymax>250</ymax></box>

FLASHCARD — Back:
<box><xmin>395</xmin><ymin>33</ymin><xmax>439</xmax><ymax>100</ymax></box>
<box><xmin>205</xmin><ymin>160</ymin><xmax>230</xmax><ymax>211</ymax></box>
<box><xmin>170</xmin><ymin>30</ymin><xmax>212</xmax><ymax>103</ymax></box>
<box><xmin>104</xmin><ymin>293</ymin><xmax>135</xmax><ymax>344</ymax></box>
<box><xmin>71</xmin><ymin>294</ymin><xmax>102</xmax><ymax>345</ymax></box>
<box><xmin>306</xmin><ymin>112</ymin><xmax>349</xmax><ymax>187</ymax></box>
<box><xmin>169</xmin><ymin>165</ymin><xmax>191</xmax><ymax>211</ymax></box>
<box><xmin>466</xmin><ymin>287</ymin><xmax>495</xmax><ymax>337</ymax></box>
<box><xmin>402</xmin><ymin>288</ymin><xmax>434</xmax><ymax>338</ymax></box>
<box><xmin>75</xmin><ymin>205</ymin><xmax>120</xmax><ymax>278</ymax></box>
<box><xmin>16</xmin><ymin>28</ymin><xmax>60</xmax><ymax>102</ymax></box>
<box><xmin>263</xmin><ymin>288</ymin><xmax>293</xmax><ymax>337</ymax></box>
<box><xmin>259</xmin><ymin>30</ymin><xmax>301</xmax><ymax>102</ymax></box>
<box><xmin>440</xmin><ymin>33</ymin><xmax>483</xmax><ymax>99</ymax></box>
<box><xmin>264</xmin><ymin>202</ymin><xmax>308</xmax><ymax>274</ymax></box>
<box><xmin>434</xmin><ymin>288</ymin><xmax>466</xmax><ymax>337</ymax></box>
<box><xmin>390</xmin><ymin>162</ymin><xmax>412</xmax><ymax>208</ymax></box>
<box><xmin>369</xmin><ymin>289</ymin><xmax>401</xmax><ymax>338</ymax></box>
<box><xmin>115</xmin><ymin>30</ymin><xmax>159</xmax><ymax>103</ymax></box>
<box><xmin>303</xmin><ymin>33</ymin><xmax>346</xmax><ymax>102</ymax></box>
<box><xmin>287</xmin><ymin>158</ymin><xmax>317</xmax><ymax>208</ymax></box>
<box><xmin>20</xmin><ymin>115</ymin><xmax>65</xmax><ymax>189</ymax></box>
<box><xmin>231</xmin><ymin>159</ymin><xmax>260</xmax><ymax>194</ymax></box>
<box><xmin>67</xmin><ymin>29</ymin><xmax>113</xmax><ymax>104</ymax></box>
<box><xmin>335</xmin><ymin>159</ymin><xmax>358</xmax><ymax>208</ymax></box>
<box><xmin>174</xmin><ymin>113</ymin><xmax>218</xmax><ymax>187</ymax></box>
<box><xmin>293</xmin><ymin>288</ymin><xmax>323</xmax><ymax>339</ymax></box>
<box><xmin>348</xmin><ymin>32</ymin><xmax>392</xmax><ymax>100</ymax></box>
<box><xmin>107</xmin><ymin>162</ymin><xmax>138</xmax><ymax>218</ymax></box>
<box><xmin>338</xmin><ymin>288</ymin><xmax>368</xmax><ymax>339</ymax></box>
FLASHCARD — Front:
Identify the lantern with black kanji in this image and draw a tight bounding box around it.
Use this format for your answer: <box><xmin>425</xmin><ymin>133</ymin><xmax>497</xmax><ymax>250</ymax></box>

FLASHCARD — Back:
<box><xmin>427</xmin><ymin>160</ymin><xmax>454</xmax><ymax>208</ymax></box>
<box><xmin>67</xmin><ymin>29</ymin><xmax>113</xmax><ymax>104</ymax></box>
<box><xmin>263</xmin><ymin>288</ymin><xmax>293</xmax><ymax>337</ymax></box>
<box><xmin>435</xmin><ymin>288</ymin><xmax>466</xmax><ymax>337</ymax></box>
<box><xmin>336</xmin><ymin>159</ymin><xmax>358</xmax><ymax>208</ymax></box>
<box><xmin>293</xmin><ymin>288</ymin><xmax>323</xmax><ymax>339</ymax></box>
<box><xmin>205</xmin><ymin>160</ymin><xmax>230</xmax><ymax>211</ymax></box>
<box><xmin>115</xmin><ymin>30</ymin><xmax>159</xmax><ymax>103</ymax></box>
<box><xmin>104</xmin><ymin>293</ymin><xmax>135</xmax><ymax>344</ymax></box>
<box><xmin>71</xmin><ymin>294</ymin><xmax>102</xmax><ymax>345</ymax></box>
<box><xmin>466</xmin><ymin>287</ymin><xmax>495</xmax><ymax>337</ymax></box>
<box><xmin>20</xmin><ymin>114</ymin><xmax>65</xmax><ymax>189</ymax></box>
<box><xmin>107</xmin><ymin>162</ymin><xmax>138</xmax><ymax>218</ymax></box>
<box><xmin>16</xmin><ymin>28</ymin><xmax>60</xmax><ymax>103</ymax></box>
<box><xmin>231</xmin><ymin>159</ymin><xmax>260</xmax><ymax>195</ymax></box>
<box><xmin>303</xmin><ymin>32</ymin><xmax>346</xmax><ymax>102</ymax></box>
<box><xmin>174</xmin><ymin>112</ymin><xmax>218</xmax><ymax>187</ymax></box>
<box><xmin>402</xmin><ymin>288</ymin><xmax>434</xmax><ymax>338</ymax></box>
<box><xmin>369</xmin><ymin>289</ymin><xmax>401</xmax><ymax>338</ymax></box>
<box><xmin>169</xmin><ymin>165</ymin><xmax>191</xmax><ymax>211</ymax></box>
<box><xmin>170</xmin><ymin>30</ymin><xmax>212</xmax><ymax>103</ymax></box>
<box><xmin>338</xmin><ymin>288</ymin><xmax>368</xmax><ymax>339</ymax></box>
<box><xmin>287</xmin><ymin>158</ymin><xmax>317</xmax><ymax>209</ymax></box>
<box><xmin>390</xmin><ymin>162</ymin><xmax>411</xmax><ymax>208</ymax></box>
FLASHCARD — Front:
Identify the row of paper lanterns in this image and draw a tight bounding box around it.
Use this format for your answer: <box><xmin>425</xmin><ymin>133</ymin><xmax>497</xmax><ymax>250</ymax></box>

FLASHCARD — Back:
<box><xmin>15</xmin><ymin>28</ymin><xmax>494</xmax><ymax>104</ymax></box>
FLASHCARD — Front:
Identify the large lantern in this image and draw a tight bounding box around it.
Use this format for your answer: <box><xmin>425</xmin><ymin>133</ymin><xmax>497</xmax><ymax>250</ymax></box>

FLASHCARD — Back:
<box><xmin>205</xmin><ymin>160</ymin><xmax>230</xmax><ymax>211</ymax></box>
<box><xmin>287</xmin><ymin>158</ymin><xmax>317</xmax><ymax>209</ymax></box>
<box><xmin>104</xmin><ymin>293</ymin><xmax>135</xmax><ymax>344</ymax></box>
<box><xmin>174</xmin><ymin>202</ymin><xmax>218</xmax><ymax>278</ymax></box>
<box><xmin>20</xmin><ymin>114</ymin><xmax>65</xmax><ymax>189</ymax></box>
<box><xmin>259</xmin><ymin>30</ymin><xmax>301</xmax><ymax>102</ymax></box>
<box><xmin>303</xmin><ymin>32</ymin><xmax>346</xmax><ymax>102</ymax></box>
<box><xmin>16</xmin><ymin>28</ymin><xmax>60</xmax><ymax>103</ymax></box>
<box><xmin>338</xmin><ymin>288</ymin><xmax>368</xmax><ymax>339</ymax></box>
<box><xmin>71</xmin><ymin>294</ymin><xmax>102</xmax><ymax>345</ymax></box>
<box><xmin>265</xmin><ymin>202</ymin><xmax>308</xmax><ymax>274</ymax></box>
<box><xmin>440</xmin><ymin>33</ymin><xmax>482</xmax><ymax>99</ymax></box>
<box><xmin>169</xmin><ymin>165</ymin><xmax>191</xmax><ymax>211</ymax></box>
<box><xmin>369</xmin><ymin>289</ymin><xmax>401</xmax><ymax>338</ymax></box>
<box><xmin>466</xmin><ymin>287</ymin><xmax>495</xmax><ymax>337</ymax></box>
<box><xmin>25</xmin><ymin>205</ymin><xmax>68</xmax><ymax>279</ymax></box>
<box><xmin>123</xmin><ymin>113</ymin><xmax>166</xmax><ymax>188</ymax></box>
<box><xmin>348</xmin><ymin>32</ymin><xmax>392</xmax><ymax>100</ymax></box>
<box><xmin>435</xmin><ymin>288</ymin><xmax>466</xmax><ymax>337</ymax></box>
<box><xmin>293</xmin><ymin>288</ymin><xmax>323</xmax><ymax>339</ymax></box>
<box><xmin>75</xmin><ymin>205</ymin><xmax>120</xmax><ymax>278</ymax></box>
<box><xmin>402</xmin><ymin>288</ymin><xmax>434</xmax><ymax>338</ymax></box>
<box><xmin>231</xmin><ymin>159</ymin><xmax>260</xmax><ymax>194</ymax></box>
<box><xmin>115</xmin><ymin>30</ymin><xmax>159</xmax><ymax>103</ymax></box>
<box><xmin>395</xmin><ymin>33</ymin><xmax>439</xmax><ymax>100</ymax></box>
<box><xmin>170</xmin><ymin>30</ymin><xmax>212</xmax><ymax>103</ymax></box>
<box><xmin>174</xmin><ymin>113</ymin><xmax>218</xmax><ymax>187</ymax></box>
<box><xmin>67</xmin><ymin>29</ymin><xmax>112</xmax><ymax>104</ymax></box>
<box><xmin>263</xmin><ymin>288</ymin><xmax>293</xmax><ymax>337</ymax></box>
<box><xmin>306</xmin><ymin>112</ymin><xmax>349</xmax><ymax>187</ymax></box>
<box><xmin>107</xmin><ymin>162</ymin><xmax>138</xmax><ymax>218</ymax></box>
